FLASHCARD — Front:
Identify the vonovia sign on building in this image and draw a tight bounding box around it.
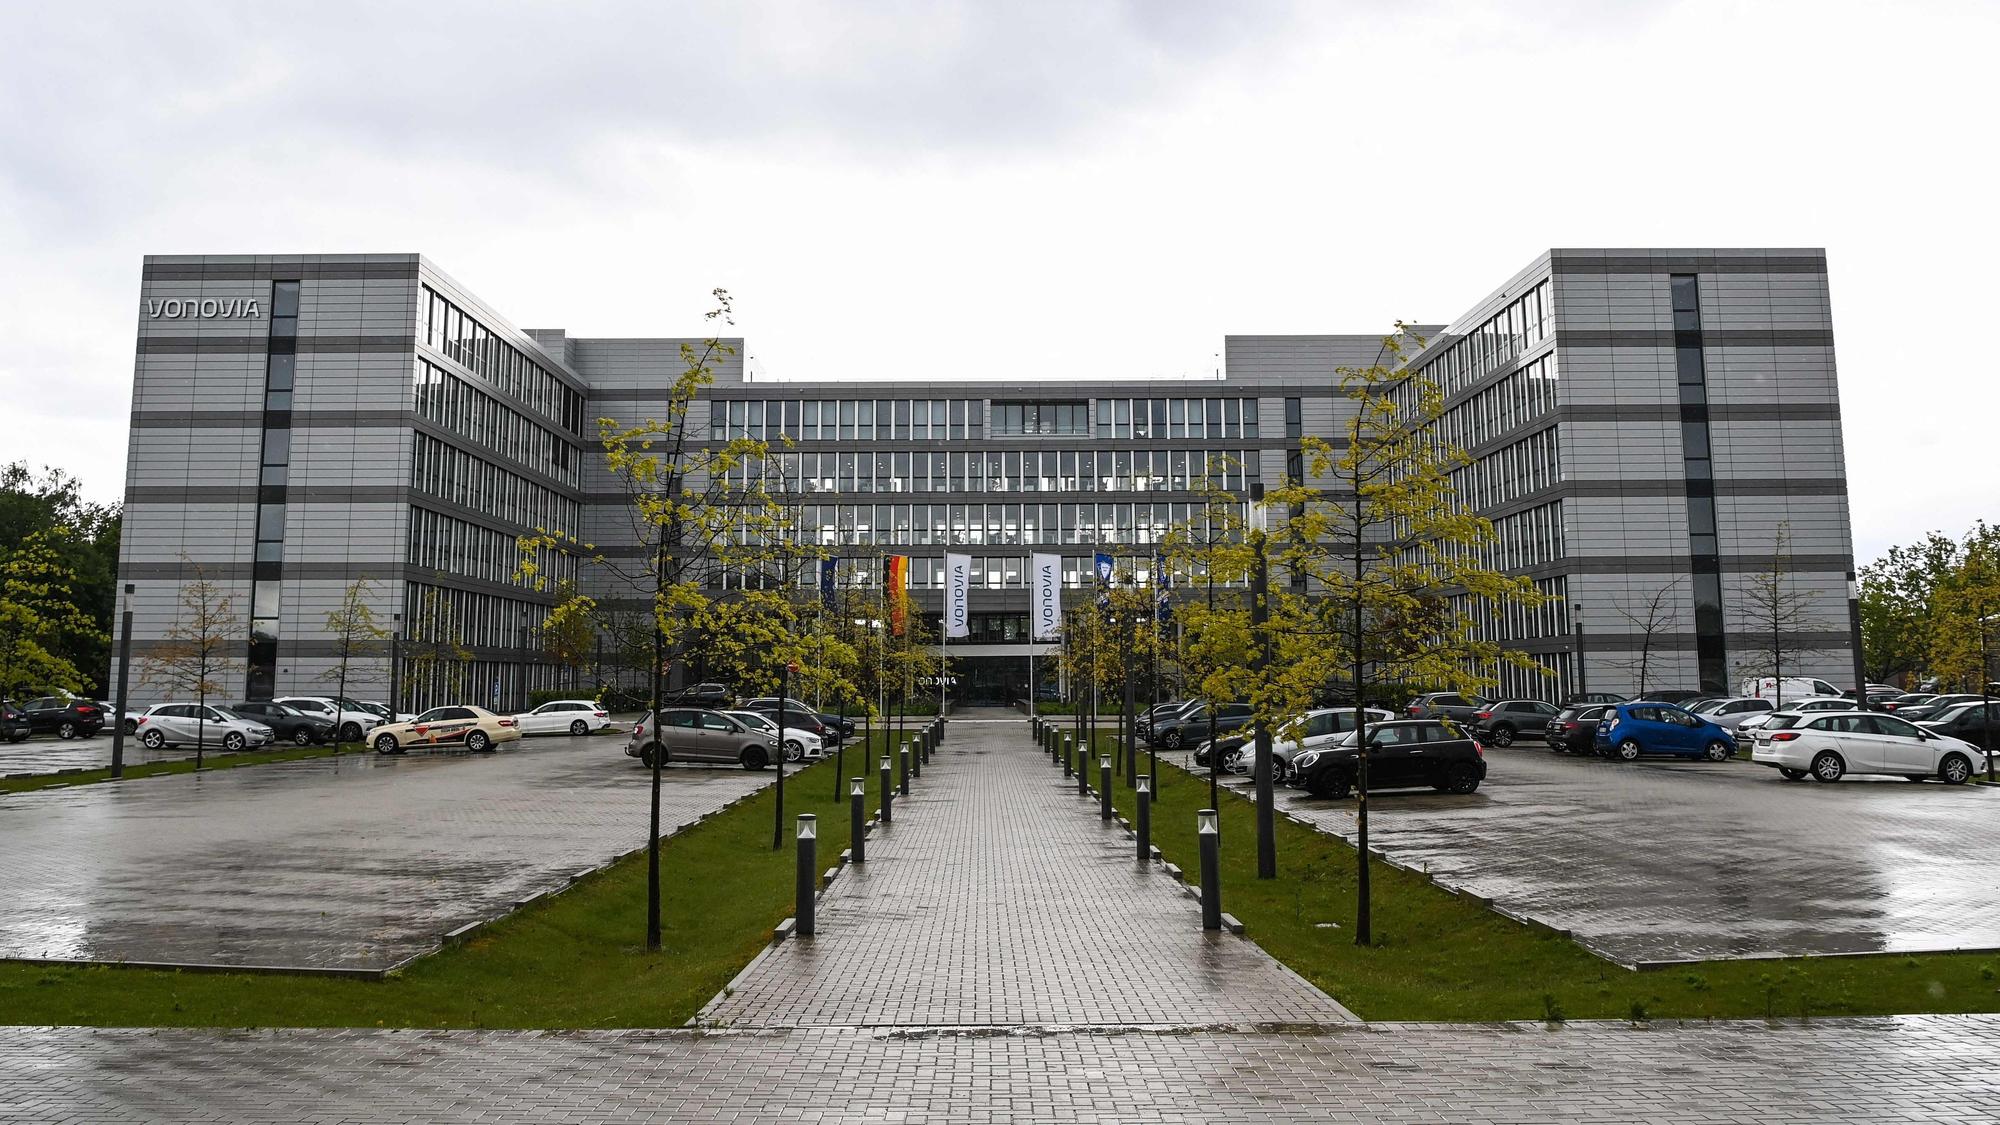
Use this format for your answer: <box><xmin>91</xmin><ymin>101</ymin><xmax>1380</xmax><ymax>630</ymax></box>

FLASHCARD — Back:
<box><xmin>144</xmin><ymin>298</ymin><xmax>262</xmax><ymax>319</ymax></box>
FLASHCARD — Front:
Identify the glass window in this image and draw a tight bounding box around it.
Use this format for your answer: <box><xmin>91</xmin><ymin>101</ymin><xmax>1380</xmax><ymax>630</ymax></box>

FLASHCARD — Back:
<box><xmin>256</xmin><ymin>503</ymin><xmax>286</xmax><ymax>542</ymax></box>
<box><xmin>1284</xmin><ymin>398</ymin><xmax>1303</xmax><ymax>438</ymax></box>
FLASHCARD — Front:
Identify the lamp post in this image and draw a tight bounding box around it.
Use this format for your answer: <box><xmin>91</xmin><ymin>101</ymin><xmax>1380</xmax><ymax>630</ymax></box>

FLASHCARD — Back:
<box><xmin>795</xmin><ymin>815</ymin><xmax>817</xmax><ymax>937</ymax></box>
<box><xmin>1573</xmin><ymin>603</ymin><xmax>1587</xmax><ymax>701</ymax></box>
<box><xmin>1248</xmin><ymin>483</ymin><xmax>1275</xmax><ymax>880</ymax></box>
<box><xmin>1980</xmin><ymin>606</ymin><xmax>1996</xmax><ymax>783</ymax></box>
<box><xmin>110</xmin><ymin>582</ymin><xmax>134</xmax><ymax>779</ymax></box>
<box><xmin>774</xmin><ymin>660</ymin><xmax>795</xmax><ymax>851</ymax></box>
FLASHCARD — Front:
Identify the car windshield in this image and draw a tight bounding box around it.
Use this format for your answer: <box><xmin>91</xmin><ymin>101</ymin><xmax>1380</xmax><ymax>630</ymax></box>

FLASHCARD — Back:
<box><xmin>730</xmin><ymin>712</ymin><xmax>775</xmax><ymax>731</ymax></box>
<box><xmin>1762</xmin><ymin>713</ymin><xmax>1804</xmax><ymax>730</ymax></box>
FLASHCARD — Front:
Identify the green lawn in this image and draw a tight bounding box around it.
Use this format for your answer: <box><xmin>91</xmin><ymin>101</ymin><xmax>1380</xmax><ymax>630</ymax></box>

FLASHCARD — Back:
<box><xmin>1088</xmin><ymin>734</ymin><xmax>2000</xmax><ymax>1022</ymax></box>
<box><xmin>0</xmin><ymin>749</ymin><xmax>887</xmax><ymax>1028</ymax></box>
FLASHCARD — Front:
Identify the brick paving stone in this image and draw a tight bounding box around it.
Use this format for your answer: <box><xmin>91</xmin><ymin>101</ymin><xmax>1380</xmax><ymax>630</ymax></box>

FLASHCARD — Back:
<box><xmin>0</xmin><ymin>737</ymin><xmax>770</xmax><ymax>971</ymax></box>
<box><xmin>1206</xmin><ymin>744</ymin><xmax>2000</xmax><ymax>964</ymax></box>
<box><xmin>3</xmin><ymin>1018</ymin><xmax>1997</xmax><ymax>1123</ymax></box>
<box><xmin>701</xmin><ymin>721</ymin><xmax>1355</xmax><ymax>1027</ymax></box>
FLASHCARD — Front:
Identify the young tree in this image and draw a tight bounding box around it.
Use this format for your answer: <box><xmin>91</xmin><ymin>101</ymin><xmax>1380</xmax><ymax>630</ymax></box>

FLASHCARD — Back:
<box><xmin>404</xmin><ymin>586</ymin><xmax>472</xmax><ymax>710</ymax></box>
<box><xmin>1607</xmin><ymin>581</ymin><xmax>1677</xmax><ymax>700</ymax></box>
<box><xmin>0</xmin><ymin>526</ymin><xmax>108</xmax><ymax>700</ymax></box>
<box><xmin>142</xmin><ymin>560</ymin><xmax>241</xmax><ymax>769</ymax></box>
<box><xmin>1858</xmin><ymin>530</ymin><xmax>1961</xmax><ymax>684</ymax></box>
<box><xmin>540</xmin><ymin>580</ymin><xmax>600</xmax><ymax>693</ymax></box>
<box><xmin>1</xmin><ymin>463</ymin><xmax>121</xmax><ymax>693</ymax></box>
<box><xmin>1926</xmin><ymin>525</ymin><xmax>2000</xmax><ymax>692</ymax></box>
<box><xmin>319</xmin><ymin>577</ymin><xmax>389</xmax><ymax>744</ymax></box>
<box><xmin>1733</xmin><ymin>521</ymin><xmax>1832</xmax><ymax>708</ymax></box>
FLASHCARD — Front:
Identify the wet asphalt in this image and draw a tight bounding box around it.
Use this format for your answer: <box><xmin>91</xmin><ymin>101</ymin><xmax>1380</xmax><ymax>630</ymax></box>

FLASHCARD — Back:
<box><xmin>1216</xmin><ymin>743</ymin><xmax>2000</xmax><ymax>964</ymax></box>
<box><xmin>0</xmin><ymin>733</ymin><xmax>772</xmax><ymax>971</ymax></box>
<box><xmin>1</xmin><ymin>737</ymin><xmax>197</xmax><ymax>776</ymax></box>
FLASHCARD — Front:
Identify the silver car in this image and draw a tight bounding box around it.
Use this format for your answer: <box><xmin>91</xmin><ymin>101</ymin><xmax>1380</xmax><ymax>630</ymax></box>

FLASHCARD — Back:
<box><xmin>133</xmin><ymin>704</ymin><xmax>275</xmax><ymax>752</ymax></box>
<box><xmin>625</xmin><ymin>708</ymin><xmax>779</xmax><ymax>770</ymax></box>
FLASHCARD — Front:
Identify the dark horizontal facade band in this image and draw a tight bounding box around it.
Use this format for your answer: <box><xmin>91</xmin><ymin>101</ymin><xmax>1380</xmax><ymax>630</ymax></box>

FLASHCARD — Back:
<box><xmin>117</xmin><ymin>561</ymin><xmax>412</xmax><ymax>583</ymax></box>
<box><xmin>124</xmin><ymin>484</ymin><xmax>413</xmax><ymax>505</ymax></box>
<box><xmin>1558</xmin><ymin>329</ymin><xmax>1835</xmax><ymax>349</ymax></box>
<box><xmin>660</xmin><ymin>437</ymin><xmax>1315</xmax><ymax>453</ymax></box>
<box><xmin>1509</xmin><ymin>553</ymin><xmax>1854</xmax><ymax>580</ymax></box>
<box><xmin>130</xmin><ymin>409</ymin><xmax>413</xmax><ymax>429</ymax></box>
<box><xmin>1549</xmin><ymin>254</ymin><xmax>1825</xmax><ymax>275</ymax></box>
<box><xmin>141</xmin><ymin>260</ymin><xmax>420</xmax><ymax>282</ymax></box>
<box><xmin>1556</xmin><ymin>403</ymin><xmax>1842</xmax><ymax>423</ymax></box>
<box><xmin>1507</xmin><ymin>629</ymin><xmax>1852</xmax><ymax>653</ymax></box>
<box><xmin>1563</xmin><ymin>478</ymin><xmax>1848</xmax><ymax>499</ymax></box>
<box><xmin>136</xmin><ymin>335</ymin><xmax>418</xmax><ymax>354</ymax></box>
<box><xmin>589</xmin><ymin>384</ymin><xmax>1360</xmax><ymax>402</ymax></box>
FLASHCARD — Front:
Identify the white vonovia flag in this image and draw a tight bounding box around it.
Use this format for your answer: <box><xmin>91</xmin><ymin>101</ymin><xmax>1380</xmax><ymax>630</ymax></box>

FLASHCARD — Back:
<box><xmin>945</xmin><ymin>552</ymin><xmax>972</xmax><ymax>639</ymax></box>
<box><xmin>1031</xmin><ymin>552</ymin><xmax>1063</xmax><ymax>641</ymax></box>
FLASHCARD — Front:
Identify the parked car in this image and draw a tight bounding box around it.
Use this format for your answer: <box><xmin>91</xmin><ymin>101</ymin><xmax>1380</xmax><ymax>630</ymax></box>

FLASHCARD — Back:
<box><xmin>514</xmin><ymin>699</ymin><xmax>615</xmax><ymax>737</ymax></box>
<box><xmin>1150</xmin><ymin>702</ymin><xmax>1254</xmax><ymax>750</ymax></box>
<box><xmin>133</xmin><ymin>704</ymin><xmax>275</xmax><ymax>751</ymax></box>
<box><xmin>1136</xmin><ymin>700</ymin><xmax>1200</xmax><ymax>741</ymax></box>
<box><xmin>1688</xmin><ymin>696</ymin><xmax>1778</xmax><ymax>731</ymax></box>
<box><xmin>335</xmin><ymin>698</ymin><xmax>414</xmax><ymax>724</ymax></box>
<box><xmin>725</xmin><ymin>709</ymin><xmax>824</xmax><ymax>761</ymax></box>
<box><xmin>1468</xmin><ymin>700</ymin><xmax>1561</xmax><ymax>747</ymax></box>
<box><xmin>0</xmin><ymin>699</ymin><xmax>30</xmax><ymax>743</ymax></box>
<box><xmin>1883</xmin><ymin>693</ymin><xmax>1939</xmax><ymax>713</ymax></box>
<box><xmin>1593</xmin><ymin>702</ymin><xmax>1737</xmax><ymax>762</ymax></box>
<box><xmin>1892</xmin><ymin>694</ymin><xmax>1984</xmax><ymax>723</ymax></box>
<box><xmin>1751</xmin><ymin>709</ymin><xmax>1985</xmax><ymax>783</ymax></box>
<box><xmin>1403</xmin><ymin>693</ymin><xmax>1489</xmax><ymax>722</ymax></box>
<box><xmin>625</xmin><ymin>708</ymin><xmax>778</xmax><ymax>770</ymax></box>
<box><xmin>273</xmin><ymin>696</ymin><xmax>382</xmax><ymax>743</ymax></box>
<box><xmin>1916</xmin><ymin>701</ymin><xmax>1996</xmax><ymax>751</ymax></box>
<box><xmin>1562</xmin><ymin>692</ymin><xmax>1627</xmax><ymax>706</ymax></box>
<box><xmin>1290</xmin><ymin>719</ymin><xmax>1486</xmax><ymax>799</ymax></box>
<box><xmin>19</xmin><ymin>696</ymin><xmax>106</xmax><ymax>739</ymax></box>
<box><xmin>1632</xmin><ymin>689</ymin><xmax>1711</xmax><ymax>705</ymax></box>
<box><xmin>1741</xmin><ymin>676</ymin><xmax>1844</xmax><ymax>704</ymax></box>
<box><xmin>369</xmin><ymin>705</ymin><xmax>521</xmax><ymax>754</ymax></box>
<box><xmin>1544</xmin><ymin>704</ymin><xmax>1612</xmax><ymax>754</ymax></box>
<box><xmin>739</xmin><ymin>697</ymin><xmax>848</xmax><ymax>743</ymax></box>
<box><xmin>1212</xmin><ymin>707</ymin><xmax>1398</xmax><ymax>778</ymax></box>
<box><xmin>228</xmin><ymin>701</ymin><xmax>333</xmax><ymax>746</ymax></box>
<box><xmin>663</xmin><ymin>683</ymin><xmax>733</xmax><ymax>708</ymax></box>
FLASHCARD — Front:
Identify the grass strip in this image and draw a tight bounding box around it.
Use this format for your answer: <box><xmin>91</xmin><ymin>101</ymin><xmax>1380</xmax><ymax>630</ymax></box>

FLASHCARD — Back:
<box><xmin>0</xmin><ymin>748</ymin><xmax>888</xmax><ymax>1028</ymax></box>
<box><xmin>1093</xmin><ymin>737</ymin><xmax>2000</xmax><ymax>1022</ymax></box>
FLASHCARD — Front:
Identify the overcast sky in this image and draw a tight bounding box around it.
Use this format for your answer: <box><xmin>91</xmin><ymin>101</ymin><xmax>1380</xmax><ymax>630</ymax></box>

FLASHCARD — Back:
<box><xmin>2</xmin><ymin>0</ymin><xmax>1992</xmax><ymax>562</ymax></box>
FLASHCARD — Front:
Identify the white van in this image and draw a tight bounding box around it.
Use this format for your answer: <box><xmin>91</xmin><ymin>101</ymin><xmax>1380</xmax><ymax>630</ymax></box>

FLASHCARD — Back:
<box><xmin>1740</xmin><ymin>676</ymin><xmax>1843</xmax><ymax>703</ymax></box>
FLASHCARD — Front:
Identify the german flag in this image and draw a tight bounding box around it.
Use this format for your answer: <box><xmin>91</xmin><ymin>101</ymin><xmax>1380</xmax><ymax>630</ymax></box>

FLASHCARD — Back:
<box><xmin>886</xmin><ymin>555</ymin><xmax>909</xmax><ymax>636</ymax></box>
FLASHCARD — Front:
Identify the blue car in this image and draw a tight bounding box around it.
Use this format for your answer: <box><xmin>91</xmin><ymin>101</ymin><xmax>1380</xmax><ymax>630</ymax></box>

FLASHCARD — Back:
<box><xmin>1592</xmin><ymin>702</ymin><xmax>1737</xmax><ymax>762</ymax></box>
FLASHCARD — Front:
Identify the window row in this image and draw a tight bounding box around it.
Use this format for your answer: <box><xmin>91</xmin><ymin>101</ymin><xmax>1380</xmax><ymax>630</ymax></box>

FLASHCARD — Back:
<box><xmin>411</xmin><ymin>432</ymin><xmax>582</xmax><ymax>534</ymax></box>
<box><xmin>716</xmin><ymin>553</ymin><xmax>1212</xmax><ymax>592</ymax></box>
<box><xmin>1449</xmin><ymin>425</ymin><xmax>1561</xmax><ymax>513</ymax></box>
<box><xmin>1432</xmin><ymin>350</ymin><xmax>1560</xmax><ymax>455</ymax></box>
<box><xmin>720</xmin><ymin>449</ymin><xmax>1262</xmax><ymax>495</ymax></box>
<box><xmin>408</xmin><ymin>506</ymin><xmax>576</xmax><ymax>590</ymax></box>
<box><xmin>786</xmin><ymin>502</ymin><xmax>1250</xmax><ymax>547</ymax></box>
<box><xmin>404</xmin><ymin>582</ymin><xmax>549</xmax><ymax>651</ymax></box>
<box><xmin>1414</xmin><ymin>278</ymin><xmax>1554</xmax><ymax>399</ymax></box>
<box><xmin>709</xmin><ymin>398</ymin><xmax>985</xmax><ymax>441</ymax></box>
<box><xmin>1485</xmin><ymin>501</ymin><xmax>1567</xmax><ymax>572</ymax></box>
<box><xmin>420</xmin><ymin>285</ymin><xmax>585</xmax><ymax>432</ymax></box>
<box><xmin>991</xmin><ymin>401</ymin><xmax>1090</xmax><ymax>435</ymax></box>
<box><xmin>1096</xmin><ymin>397</ymin><xmax>1261</xmax><ymax>439</ymax></box>
<box><xmin>1455</xmin><ymin>576</ymin><xmax>1570</xmax><ymax>644</ymax></box>
<box><xmin>413</xmin><ymin>360</ymin><xmax>581</xmax><ymax>487</ymax></box>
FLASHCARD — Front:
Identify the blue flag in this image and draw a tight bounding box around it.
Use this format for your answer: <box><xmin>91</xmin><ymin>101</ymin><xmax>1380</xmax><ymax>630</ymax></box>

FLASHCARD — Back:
<box><xmin>1154</xmin><ymin>552</ymin><xmax>1171</xmax><ymax>624</ymax></box>
<box><xmin>1094</xmin><ymin>552</ymin><xmax>1113</xmax><ymax>609</ymax></box>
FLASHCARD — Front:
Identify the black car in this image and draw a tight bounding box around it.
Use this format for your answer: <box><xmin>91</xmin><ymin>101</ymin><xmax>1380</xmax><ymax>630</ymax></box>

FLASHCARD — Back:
<box><xmin>1469</xmin><ymin>700</ymin><xmax>1561</xmax><ymax>747</ymax></box>
<box><xmin>1150</xmin><ymin>702</ymin><xmax>1253</xmax><ymax>750</ymax></box>
<box><xmin>1291</xmin><ymin>719</ymin><xmax>1485</xmax><ymax>799</ymax></box>
<box><xmin>1562</xmin><ymin>692</ymin><xmax>1627</xmax><ymax>706</ymax></box>
<box><xmin>739</xmin><ymin>697</ymin><xmax>850</xmax><ymax>743</ymax></box>
<box><xmin>1918</xmin><ymin>701</ymin><xmax>1997</xmax><ymax>750</ymax></box>
<box><xmin>0</xmin><ymin>700</ymin><xmax>29</xmax><ymax>743</ymax></box>
<box><xmin>664</xmin><ymin>683</ymin><xmax>733</xmax><ymax>708</ymax></box>
<box><xmin>1634</xmin><ymin>689</ymin><xmax>1708</xmax><ymax>705</ymax></box>
<box><xmin>20</xmin><ymin>696</ymin><xmax>105</xmax><ymax>739</ymax></box>
<box><xmin>1895</xmin><ymin>694</ymin><xmax>1983</xmax><ymax>723</ymax></box>
<box><xmin>1545</xmin><ymin>704</ymin><xmax>1611</xmax><ymax>753</ymax></box>
<box><xmin>229</xmin><ymin>701</ymin><xmax>334</xmax><ymax>746</ymax></box>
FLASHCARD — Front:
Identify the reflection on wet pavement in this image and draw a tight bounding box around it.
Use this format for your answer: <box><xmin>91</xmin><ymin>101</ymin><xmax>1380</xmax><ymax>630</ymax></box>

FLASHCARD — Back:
<box><xmin>0</xmin><ymin>736</ymin><xmax>771</xmax><ymax>971</ymax></box>
<box><xmin>1</xmin><ymin>739</ymin><xmax>197</xmax><ymax>776</ymax></box>
<box><xmin>1213</xmin><ymin>747</ymin><xmax>2000</xmax><ymax>964</ymax></box>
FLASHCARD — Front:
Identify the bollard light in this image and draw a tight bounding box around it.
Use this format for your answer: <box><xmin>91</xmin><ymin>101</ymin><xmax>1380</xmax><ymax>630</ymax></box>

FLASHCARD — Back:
<box><xmin>1136</xmin><ymin>774</ymin><xmax>1153</xmax><ymax>864</ymax></box>
<box><xmin>1099</xmin><ymin>756</ymin><xmax>1113</xmax><ymax>821</ymax></box>
<box><xmin>1198</xmin><ymin>809</ymin><xmax>1219</xmax><ymax>835</ymax></box>
<box><xmin>1198</xmin><ymin>807</ymin><xmax>1222</xmax><ymax>931</ymax></box>
<box><xmin>850</xmin><ymin>777</ymin><xmax>867</xmax><ymax>864</ymax></box>
<box><xmin>899</xmin><ymin>743</ymin><xmax>911</xmax><ymax>796</ymax></box>
<box><xmin>795</xmin><ymin>814</ymin><xmax>818</xmax><ymax>937</ymax></box>
<box><xmin>880</xmin><ymin>754</ymin><xmax>894</xmax><ymax>823</ymax></box>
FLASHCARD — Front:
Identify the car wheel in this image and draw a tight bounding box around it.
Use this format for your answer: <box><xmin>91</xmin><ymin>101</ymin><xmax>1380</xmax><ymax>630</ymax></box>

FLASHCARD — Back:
<box><xmin>1778</xmin><ymin>767</ymin><xmax>1808</xmax><ymax>781</ymax></box>
<box><xmin>1443</xmin><ymin>762</ymin><xmax>1482</xmax><ymax>794</ymax></box>
<box><xmin>1616</xmin><ymin>739</ymin><xmax>1642</xmax><ymax>762</ymax></box>
<box><xmin>340</xmin><ymin>722</ymin><xmax>363</xmax><ymax>743</ymax></box>
<box><xmin>1810</xmin><ymin>751</ymin><xmax>1845</xmax><ymax>782</ymax></box>
<box><xmin>222</xmin><ymin>732</ymin><xmax>246</xmax><ymax>752</ymax></box>
<box><xmin>569</xmin><ymin>719</ymin><xmax>590</xmax><ymax>736</ymax></box>
<box><xmin>1164</xmin><ymin>730</ymin><xmax>1184</xmax><ymax>750</ymax></box>
<box><xmin>58</xmin><ymin>721</ymin><xmax>77</xmax><ymax>740</ymax></box>
<box><xmin>291</xmin><ymin>727</ymin><xmax>314</xmax><ymax>746</ymax></box>
<box><xmin>374</xmin><ymin>733</ymin><xmax>400</xmax><ymax>755</ymax></box>
<box><xmin>141</xmin><ymin>729</ymin><xmax>166</xmax><ymax>750</ymax></box>
<box><xmin>123</xmin><ymin>719</ymin><xmax>138</xmax><ymax>736</ymax></box>
<box><xmin>639</xmin><ymin>745</ymin><xmax>663</xmax><ymax>769</ymax></box>
<box><xmin>784</xmin><ymin>739</ymin><xmax>804</xmax><ymax>762</ymax></box>
<box><xmin>1703</xmin><ymin>740</ymin><xmax>1732</xmax><ymax>763</ymax></box>
<box><xmin>466</xmin><ymin>731</ymin><xmax>492</xmax><ymax>753</ymax></box>
<box><xmin>742</xmin><ymin>744</ymin><xmax>769</xmax><ymax>771</ymax></box>
<box><xmin>7</xmin><ymin>729</ymin><xmax>24</xmax><ymax>743</ymax></box>
<box><xmin>1940</xmin><ymin>753</ymin><xmax>1972</xmax><ymax>785</ymax></box>
<box><xmin>1491</xmin><ymin>725</ymin><xmax>1514</xmax><ymax>747</ymax></box>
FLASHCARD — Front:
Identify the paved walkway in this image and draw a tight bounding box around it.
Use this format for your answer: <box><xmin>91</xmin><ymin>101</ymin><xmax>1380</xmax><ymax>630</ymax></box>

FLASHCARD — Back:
<box><xmin>701</xmin><ymin>721</ymin><xmax>1353</xmax><ymax>1027</ymax></box>
<box><xmin>5</xmin><ymin>1018</ymin><xmax>1996</xmax><ymax>1123</ymax></box>
<box><xmin>0</xmin><ymin>737</ymin><xmax>769</xmax><ymax>971</ymax></box>
<box><xmin>1209</xmin><ymin>743</ymin><xmax>2000</xmax><ymax>965</ymax></box>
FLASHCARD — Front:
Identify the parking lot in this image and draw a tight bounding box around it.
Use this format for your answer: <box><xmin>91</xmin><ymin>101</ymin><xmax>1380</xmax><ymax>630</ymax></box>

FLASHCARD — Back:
<box><xmin>0</xmin><ymin>733</ymin><xmax>772</xmax><ymax>972</ymax></box>
<box><xmin>1215</xmin><ymin>744</ymin><xmax>2000</xmax><ymax>965</ymax></box>
<box><xmin>2</xmin><ymin>737</ymin><xmax>196</xmax><ymax>776</ymax></box>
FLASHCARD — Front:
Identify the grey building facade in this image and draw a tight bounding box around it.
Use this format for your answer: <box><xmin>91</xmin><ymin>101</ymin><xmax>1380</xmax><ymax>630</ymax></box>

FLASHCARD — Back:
<box><xmin>115</xmin><ymin>248</ymin><xmax>1857</xmax><ymax>709</ymax></box>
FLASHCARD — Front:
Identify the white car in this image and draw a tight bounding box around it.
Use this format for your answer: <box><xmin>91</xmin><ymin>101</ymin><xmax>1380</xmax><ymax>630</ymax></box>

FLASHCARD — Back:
<box><xmin>274</xmin><ymin>697</ymin><xmax>383</xmax><ymax>742</ymax></box>
<box><xmin>1206</xmin><ymin>707</ymin><xmax>1395</xmax><ymax>779</ymax></box>
<box><xmin>1750</xmin><ymin>709</ymin><xmax>1986</xmax><ymax>783</ymax></box>
<box><xmin>133</xmin><ymin>704</ymin><xmax>275</xmax><ymax>752</ymax></box>
<box><xmin>724</xmin><ymin>709</ymin><xmax>824</xmax><ymax>762</ymax></box>
<box><xmin>514</xmin><ymin>699</ymin><xmax>615</xmax><ymax>737</ymax></box>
